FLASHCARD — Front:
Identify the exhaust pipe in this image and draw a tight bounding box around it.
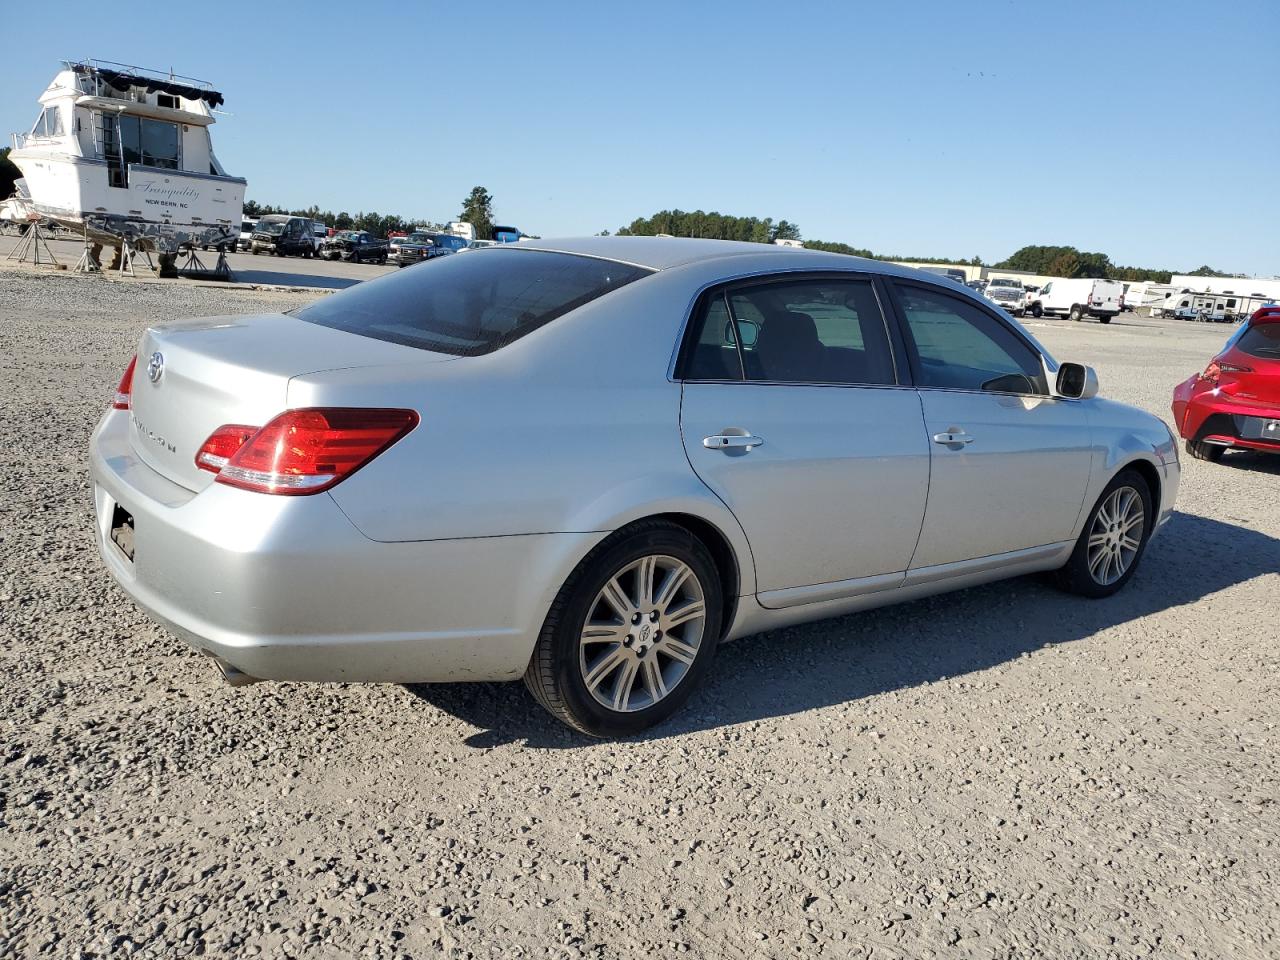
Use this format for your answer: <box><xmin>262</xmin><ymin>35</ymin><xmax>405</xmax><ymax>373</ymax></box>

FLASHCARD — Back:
<box><xmin>205</xmin><ymin>652</ymin><xmax>263</xmax><ymax>687</ymax></box>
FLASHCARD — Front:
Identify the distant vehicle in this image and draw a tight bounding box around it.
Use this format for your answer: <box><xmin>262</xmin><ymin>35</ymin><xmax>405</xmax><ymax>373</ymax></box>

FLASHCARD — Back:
<box><xmin>920</xmin><ymin>266</ymin><xmax>967</xmax><ymax>284</ymax></box>
<box><xmin>251</xmin><ymin>215</ymin><xmax>317</xmax><ymax>257</ymax></box>
<box><xmin>1159</xmin><ymin>292</ymin><xmax>1259</xmax><ymax>323</ymax></box>
<box><xmin>984</xmin><ymin>277</ymin><xmax>1026</xmax><ymax>317</ymax></box>
<box><xmin>1029</xmin><ymin>278</ymin><xmax>1124</xmax><ymax>323</ymax></box>
<box><xmin>312</xmin><ymin>222</ymin><xmax>331</xmax><ymax>253</ymax></box>
<box><xmin>1172</xmin><ymin>306</ymin><xmax>1280</xmax><ymax>462</ymax></box>
<box><xmin>461</xmin><ymin>239</ymin><xmax>498</xmax><ymax>252</ymax></box>
<box><xmin>237</xmin><ymin>218</ymin><xmax>258</xmax><ymax>251</ymax></box>
<box><xmin>965</xmin><ymin>279</ymin><xmax>986</xmax><ymax>292</ymax></box>
<box><xmin>392</xmin><ymin>231</ymin><xmax>464</xmax><ymax>267</ymax></box>
<box><xmin>321</xmin><ymin>230</ymin><xmax>388</xmax><ymax>264</ymax></box>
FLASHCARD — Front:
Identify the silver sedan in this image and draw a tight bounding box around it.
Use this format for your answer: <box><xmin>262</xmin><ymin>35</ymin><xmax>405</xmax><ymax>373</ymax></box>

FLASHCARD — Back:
<box><xmin>90</xmin><ymin>238</ymin><xmax>1180</xmax><ymax>736</ymax></box>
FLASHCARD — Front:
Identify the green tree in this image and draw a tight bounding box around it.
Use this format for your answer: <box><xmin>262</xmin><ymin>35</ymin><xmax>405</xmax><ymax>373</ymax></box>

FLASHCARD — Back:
<box><xmin>459</xmin><ymin>186</ymin><xmax>495</xmax><ymax>241</ymax></box>
<box><xmin>771</xmin><ymin>220</ymin><xmax>801</xmax><ymax>242</ymax></box>
<box><xmin>0</xmin><ymin>147</ymin><xmax>20</xmax><ymax>200</ymax></box>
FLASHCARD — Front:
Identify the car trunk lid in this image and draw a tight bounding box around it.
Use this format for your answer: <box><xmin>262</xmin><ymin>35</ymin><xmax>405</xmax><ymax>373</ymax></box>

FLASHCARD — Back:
<box><xmin>127</xmin><ymin>312</ymin><xmax>453</xmax><ymax>492</ymax></box>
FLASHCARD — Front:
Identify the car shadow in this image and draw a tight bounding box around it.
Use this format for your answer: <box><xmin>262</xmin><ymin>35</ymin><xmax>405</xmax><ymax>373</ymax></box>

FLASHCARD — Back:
<box><xmin>1218</xmin><ymin>450</ymin><xmax>1280</xmax><ymax>475</ymax></box>
<box><xmin>403</xmin><ymin>511</ymin><xmax>1279</xmax><ymax>749</ymax></box>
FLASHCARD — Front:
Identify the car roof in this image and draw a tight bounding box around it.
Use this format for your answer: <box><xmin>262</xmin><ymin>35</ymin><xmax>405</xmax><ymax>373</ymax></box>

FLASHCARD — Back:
<box><xmin>512</xmin><ymin>235</ymin><xmax>927</xmax><ymax>276</ymax></box>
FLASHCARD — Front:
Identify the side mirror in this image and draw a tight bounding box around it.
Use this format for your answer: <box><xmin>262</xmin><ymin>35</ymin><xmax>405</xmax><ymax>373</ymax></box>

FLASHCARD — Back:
<box><xmin>1056</xmin><ymin>362</ymin><xmax>1099</xmax><ymax>399</ymax></box>
<box><xmin>725</xmin><ymin>318</ymin><xmax>760</xmax><ymax>348</ymax></box>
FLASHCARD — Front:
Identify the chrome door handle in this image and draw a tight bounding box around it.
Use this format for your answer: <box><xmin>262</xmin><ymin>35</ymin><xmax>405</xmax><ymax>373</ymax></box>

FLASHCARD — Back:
<box><xmin>932</xmin><ymin>431</ymin><xmax>974</xmax><ymax>445</ymax></box>
<box><xmin>703</xmin><ymin>434</ymin><xmax>764</xmax><ymax>450</ymax></box>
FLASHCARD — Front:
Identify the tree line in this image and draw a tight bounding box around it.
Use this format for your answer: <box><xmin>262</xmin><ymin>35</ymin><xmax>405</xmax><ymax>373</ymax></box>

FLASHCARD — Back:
<box><xmin>612</xmin><ymin>210</ymin><xmax>1252</xmax><ymax>283</ymax></box>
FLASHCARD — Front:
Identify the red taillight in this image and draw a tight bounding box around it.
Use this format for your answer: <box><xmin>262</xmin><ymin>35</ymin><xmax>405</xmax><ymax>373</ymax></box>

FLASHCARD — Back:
<box><xmin>209</xmin><ymin>408</ymin><xmax>419</xmax><ymax>495</ymax></box>
<box><xmin>113</xmin><ymin>356</ymin><xmax>137</xmax><ymax>410</ymax></box>
<box><xmin>1200</xmin><ymin>360</ymin><xmax>1252</xmax><ymax>384</ymax></box>
<box><xmin>195</xmin><ymin>424</ymin><xmax>259</xmax><ymax>473</ymax></box>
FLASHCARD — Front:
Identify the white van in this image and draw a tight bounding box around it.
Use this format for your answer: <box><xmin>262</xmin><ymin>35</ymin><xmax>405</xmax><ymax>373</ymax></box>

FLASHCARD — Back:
<box><xmin>1029</xmin><ymin>278</ymin><xmax>1125</xmax><ymax>323</ymax></box>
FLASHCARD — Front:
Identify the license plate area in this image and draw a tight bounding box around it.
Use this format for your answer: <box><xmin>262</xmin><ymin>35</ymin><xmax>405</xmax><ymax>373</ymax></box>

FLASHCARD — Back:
<box><xmin>109</xmin><ymin>503</ymin><xmax>135</xmax><ymax>563</ymax></box>
<box><xmin>1240</xmin><ymin>416</ymin><xmax>1280</xmax><ymax>441</ymax></box>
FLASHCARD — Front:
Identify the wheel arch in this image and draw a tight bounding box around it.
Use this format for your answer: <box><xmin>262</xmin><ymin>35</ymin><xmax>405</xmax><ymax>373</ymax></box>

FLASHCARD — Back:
<box><xmin>645</xmin><ymin>512</ymin><xmax>742</xmax><ymax>640</ymax></box>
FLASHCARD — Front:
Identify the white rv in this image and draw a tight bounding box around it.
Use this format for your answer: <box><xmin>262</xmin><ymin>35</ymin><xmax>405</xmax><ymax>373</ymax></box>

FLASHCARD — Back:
<box><xmin>1028</xmin><ymin>278</ymin><xmax>1125</xmax><ymax>323</ymax></box>
<box><xmin>6</xmin><ymin>60</ymin><xmax>245</xmax><ymax>260</ymax></box>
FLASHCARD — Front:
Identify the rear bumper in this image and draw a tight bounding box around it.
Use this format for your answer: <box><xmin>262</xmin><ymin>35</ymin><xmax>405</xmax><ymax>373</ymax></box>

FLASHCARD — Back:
<box><xmin>1172</xmin><ymin>376</ymin><xmax>1280</xmax><ymax>452</ymax></box>
<box><xmin>89</xmin><ymin>409</ymin><xmax>597</xmax><ymax>683</ymax></box>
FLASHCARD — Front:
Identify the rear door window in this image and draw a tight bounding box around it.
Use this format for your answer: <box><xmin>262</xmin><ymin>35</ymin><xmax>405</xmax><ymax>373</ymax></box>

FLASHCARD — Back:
<box><xmin>294</xmin><ymin>249</ymin><xmax>650</xmax><ymax>355</ymax></box>
<box><xmin>682</xmin><ymin>277</ymin><xmax>897</xmax><ymax>385</ymax></box>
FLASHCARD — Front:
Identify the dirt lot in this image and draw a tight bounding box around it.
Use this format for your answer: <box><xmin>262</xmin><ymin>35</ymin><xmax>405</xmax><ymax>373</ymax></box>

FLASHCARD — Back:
<box><xmin>1</xmin><ymin>267</ymin><xmax>1276</xmax><ymax>959</ymax></box>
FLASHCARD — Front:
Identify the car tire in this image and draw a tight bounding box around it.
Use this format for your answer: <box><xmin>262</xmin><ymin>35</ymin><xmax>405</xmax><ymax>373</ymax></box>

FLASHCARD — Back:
<box><xmin>524</xmin><ymin>520</ymin><xmax>723</xmax><ymax>737</ymax></box>
<box><xmin>1068</xmin><ymin>305</ymin><xmax>1084</xmax><ymax>321</ymax></box>
<box><xmin>1100</xmin><ymin>315</ymin><xmax>1111</xmax><ymax>324</ymax></box>
<box><xmin>1053</xmin><ymin>468</ymin><xmax>1154</xmax><ymax>599</ymax></box>
<box><xmin>1031</xmin><ymin>304</ymin><xmax>1043</xmax><ymax>318</ymax></box>
<box><xmin>1185</xmin><ymin>439</ymin><xmax>1225</xmax><ymax>463</ymax></box>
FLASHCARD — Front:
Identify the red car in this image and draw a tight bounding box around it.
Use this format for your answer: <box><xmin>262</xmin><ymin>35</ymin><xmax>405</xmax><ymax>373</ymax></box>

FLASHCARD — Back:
<box><xmin>1172</xmin><ymin>306</ymin><xmax>1280</xmax><ymax>461</ymax></box>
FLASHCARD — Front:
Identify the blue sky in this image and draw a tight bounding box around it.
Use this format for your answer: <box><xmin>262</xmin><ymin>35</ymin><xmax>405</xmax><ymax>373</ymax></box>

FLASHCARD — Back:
<box><xmin>5</xmin><ymin>1</ymin><xmax>1277</xmax><ymax>275</ymax></box>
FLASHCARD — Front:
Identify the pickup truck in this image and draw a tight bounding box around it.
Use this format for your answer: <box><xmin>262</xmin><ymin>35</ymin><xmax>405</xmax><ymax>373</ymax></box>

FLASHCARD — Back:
<box><xmin>983</xmin><ymin>277</ymin><xmax>1026</xmax><ymax>316</ymax></box>
<box><xmin>391</xmin><ymin>231</ymin><xmax>467</xmax><ymax>267</ymax></box>
<box><xmin>320</xmin><ymin>231</ymin><xmax>389</xmax><ymax>264</ymax></box>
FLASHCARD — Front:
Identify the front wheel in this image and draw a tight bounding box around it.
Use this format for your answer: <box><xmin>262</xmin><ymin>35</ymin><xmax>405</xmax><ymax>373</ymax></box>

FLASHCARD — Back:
<box><xmin>1031</xmin><ymin>304</ymin><xmax>1043</xmax><ymax>318</ymax></box>
<box><xmin>524</xmin><ymin>521</ymin><xmax>723</xmax><ymax>737</ymax></box>
<box><xmin>1053</xmin><ymin>469</ymin><xmax>1153</xmax><ymax>598</ymax></box>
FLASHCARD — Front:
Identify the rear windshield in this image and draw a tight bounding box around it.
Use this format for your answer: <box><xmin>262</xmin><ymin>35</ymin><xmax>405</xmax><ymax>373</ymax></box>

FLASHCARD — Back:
<box><xmin>293</xmin><ymin>249</ymin><xmax>652</xmax><ymax>356</ymax></box>
<box><xmin>1235</xmin><ymin>322</ymin><xmax>1280</xmax><ymax>359</ymax></box>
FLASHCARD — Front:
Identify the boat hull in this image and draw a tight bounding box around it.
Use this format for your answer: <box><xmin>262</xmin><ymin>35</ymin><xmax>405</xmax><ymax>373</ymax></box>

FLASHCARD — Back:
<box><xmin>9</xmin><ymin>152</ymin><xmax>245</xmax><ymax>252</ymax></box>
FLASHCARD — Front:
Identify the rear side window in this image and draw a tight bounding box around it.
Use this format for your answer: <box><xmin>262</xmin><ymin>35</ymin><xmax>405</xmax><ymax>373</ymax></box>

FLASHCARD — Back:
<box><xmin>683</xmin><ymin>278</ymin><xmax>897</xmax><ymax>385</ymax></box>
<box><xmin>1235</xmin><ymin>322</ymin><xmax>1280</xmax><ymax>359</ymax></box>
<box><xmin>293</xmin><ymin>249</ymin><xmax>650</xmax><ymax>356</ymax></box>
<box><xmin>894</xmin><ymin>283</ymin><xmax>1047</xmax><ymax>395</ymax></box>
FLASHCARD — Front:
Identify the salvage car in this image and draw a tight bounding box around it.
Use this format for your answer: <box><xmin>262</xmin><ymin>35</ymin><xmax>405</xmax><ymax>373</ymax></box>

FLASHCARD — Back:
<box><xmin>1171</xmin><ymin>306</ymin><xmax>1280</xmax><ymax>461</ymax></box>
<box><xmin>320</xmin><ymin>230</ymin><xmax>388</xmax><ymax>264</ymax></box>
<box><xmin>90</xmin><ymin>238</ymin><xmax>1180</xmax><ymax>736</ymax></box>
<box><xmin>391</xmin><ymin>231</ymin><xmax>449</xmax><ymax>268</ymax></box>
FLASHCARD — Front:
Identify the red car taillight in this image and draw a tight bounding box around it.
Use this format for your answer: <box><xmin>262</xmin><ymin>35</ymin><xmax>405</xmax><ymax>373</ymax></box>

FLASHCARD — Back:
<box><xmin>195</xmin><ymin>424</ymin><xmax>259</xmax><ymax>473</ymax></box>
<box><xmin>200</xmin><ymin>408</ymin><xmax>419</xmax><ymax>495</ymax></box>
<box><xmin>112</xmin><ymin>356</ymin><xmax>137</xmax><ymax>410</ymax></box>
<box><xmin>1200</xmin><ymin>360</ymin><xmax>1253</xmax><ymax>384</ymax></box>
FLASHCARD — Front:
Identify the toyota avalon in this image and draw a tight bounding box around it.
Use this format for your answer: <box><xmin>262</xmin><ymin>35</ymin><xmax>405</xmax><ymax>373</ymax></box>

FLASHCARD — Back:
<box><xmin>90</xmin><ymin>238</ymin><xmax>1180</xmax><ymax>736</ymax></box>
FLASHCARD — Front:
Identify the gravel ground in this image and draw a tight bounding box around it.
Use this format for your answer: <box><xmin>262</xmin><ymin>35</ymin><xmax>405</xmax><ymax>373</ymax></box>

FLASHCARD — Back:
<box><xmin>1</xmin><ymin>268</ymin><xmax>1277</xmax><ymax>959</ymax></box>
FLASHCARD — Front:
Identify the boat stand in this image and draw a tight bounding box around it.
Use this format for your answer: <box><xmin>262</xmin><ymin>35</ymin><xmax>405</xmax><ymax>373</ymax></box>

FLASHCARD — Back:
<box><xmin>176</xmin><ymin>245</ymin><xmax>234</xmax><ymax>282</ymax></box>
<box><xmin>74</xmin><ymin>227</ymin><xmax>101</xmax><ymax>273</ymax></box>
<box><xmin>5</xmin><ymin>218</ymin><xmax>60</xmax><ymax>267</ymax></box>
<box><xmin>117</xmin><ymin>239</ymin><xmax>152</xmax><ymax>278</ymax></box>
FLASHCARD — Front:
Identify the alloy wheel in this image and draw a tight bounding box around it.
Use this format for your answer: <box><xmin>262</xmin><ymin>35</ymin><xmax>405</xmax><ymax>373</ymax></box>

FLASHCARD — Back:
<box><xmin>1086</xmin><ymin>486</ymin><xmax>1145</xmax><ymax>585</ymax></box>
<box><xmin>578</xmin><ymin>554</ymin><xmax>706</xmax><ymax>713</ymax></box>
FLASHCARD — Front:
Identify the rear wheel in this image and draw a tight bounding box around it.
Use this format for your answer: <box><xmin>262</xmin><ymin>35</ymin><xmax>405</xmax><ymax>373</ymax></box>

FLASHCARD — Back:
<box><xmin>1185</xmin><ymin>439</ymin><xmax>1225</xmax><ymax>462</ymax></box>
<box><xmin>1099</xmin><ymin>315</ymin><xmax>1111</xmax><ymax>324</ymax></box>
<box><xmin>524</xmin><ymin>520</ymin><xmax>723</xmax><ymax>737</ymax></box>
<box><xmin>1054</xmin><ymin>469</ymin><xmax>1152</xmax><ymax>598</ymax></box>
<box><xmin>1068</xmin><ymin>304</ymin><xmax>1084</xmax><ymax>321</ymax></box>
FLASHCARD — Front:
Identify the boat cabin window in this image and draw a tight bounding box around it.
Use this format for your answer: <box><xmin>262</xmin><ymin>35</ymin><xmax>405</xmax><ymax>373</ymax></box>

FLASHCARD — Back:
<box><xmin>117</xmin><ymin>115</ymin><xmax>182</xmax><ymax>170</ymax></box>
<box><xmin>30</xmin><ymin>106</ymin><xmax>65</xmax><ymax>138</ymax></box>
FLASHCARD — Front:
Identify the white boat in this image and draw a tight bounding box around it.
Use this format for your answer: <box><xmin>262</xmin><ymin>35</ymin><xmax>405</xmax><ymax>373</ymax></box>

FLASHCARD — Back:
<box><xmin>7</xmin><ymin>60</ymin><xmax>245</xmax><ymax>255</ymax></box>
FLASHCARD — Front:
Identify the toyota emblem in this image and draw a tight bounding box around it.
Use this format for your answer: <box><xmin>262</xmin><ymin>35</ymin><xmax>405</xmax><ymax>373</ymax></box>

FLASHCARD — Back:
<box><xmin>147</xmin><ymin>351</ymin><xmax>165</xmax><ymax>384</ymax></box>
